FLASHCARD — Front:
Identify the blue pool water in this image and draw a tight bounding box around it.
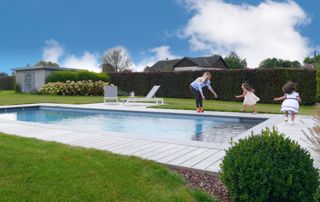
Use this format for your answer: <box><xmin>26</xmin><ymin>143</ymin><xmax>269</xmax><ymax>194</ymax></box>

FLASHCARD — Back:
<box><xmin>0</xmin><ymin>107</ymin><xmax>265</xmax><ymax>143</ymax></box>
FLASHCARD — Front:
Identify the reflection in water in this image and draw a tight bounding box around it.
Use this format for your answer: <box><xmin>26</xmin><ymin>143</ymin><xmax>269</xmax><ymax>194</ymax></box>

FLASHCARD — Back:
<box><xmin>193</xmin><ymin>120</ymin><xmax>204</xmax><ymax>141</ymax></box>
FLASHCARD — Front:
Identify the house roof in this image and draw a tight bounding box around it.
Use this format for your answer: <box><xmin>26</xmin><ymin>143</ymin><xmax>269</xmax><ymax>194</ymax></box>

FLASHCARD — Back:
<box><xmin>150</xmin><ymin>59</ymin><xmax>181</xmax><ymax>71</ymax></box>
<box><xmin>11</xmin><ymin>66</ymin><xmax>82</xmax><ymax>71</ymax></box>
<box><xmin>150</xmin><ymin>55</ymin><xmax>227</xmax><ymax>71</ymax></box>
<box><xmin>175</xmin><ymin>55</ymin><xmax>222</xmax><ymax>68</ymax></box>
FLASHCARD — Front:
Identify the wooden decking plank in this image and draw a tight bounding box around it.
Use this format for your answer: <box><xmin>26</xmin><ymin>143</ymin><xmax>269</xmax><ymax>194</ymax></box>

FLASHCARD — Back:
<box><xmin>179</xmin><ymin>149</ymin><xmax>220</xmax><ymax>167</ymax></box>
<box><xmin>192</xmin><ymin>150</ymin><xmax>225</xmax><ymax>170</ymax></box>
<box><xmin>68</xmin><ymin>136</ymin><xmax>114</xmax><ymax>145</ymax></box>
<box><xmin>148</xmin><ymin>145</ymin><xmax>187</xmax><ymax>161</ymax></box>
<box><xmin>111</xmin><ymin>140</ymin><xmax>152</xmax><ymax>153</ymax></box>
<box><xmin>131</xmin><ymin>143</ymin><xmax>168</xmax><ymax>156</ymax></box>
<box><xmin>142</xmin><ymin>144</ymin><xmax>178</xmax><ymax>159</ymax></box>
<box><xmin>97</xmin><ymin>138</ymin><xmax>137</xmax><ymax>150</ymax></box>
<box><xmin>168</xmin><ymin>148</ymin><xmax>208</xmax><ymax>165</ymax></box>
<box><xmin>157</xmin><ymin>147</ymin><xmax>198</xmax><ymax>164</ymax></box>
<box><xmin>117</xmin><ymin>142</ymin><xmax>160</xmax><ymax>155</ymax></box>
<box><xmin>74</xmin><ymin>136</ymin><xmax>122</xmax><ymax>147</ymax></box>
<box><xmin>79</xmin><ymin>137</ymin><xmax>128</xmax><ymax>148</ymax></box>
<box><xmin>206</xmin><ymin>159</ymin><xmax>223</xmax><ymax>173</ymax></box>
<box><xmin>105</xmin><ymin>139</ymin><xmax>146</xmax><ymax>151</ymax></box>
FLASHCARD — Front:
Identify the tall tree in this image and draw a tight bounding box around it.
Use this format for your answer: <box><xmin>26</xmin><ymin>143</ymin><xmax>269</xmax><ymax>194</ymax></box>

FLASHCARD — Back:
<box><xmin>100</xmin><ymin>47</ymin><xmax>131</xmax><ymax>72</ymax></box>
<box><xmin>223</xmin><ymin>52</ymin><xmax>247</xmax><ymax>69</ymax></box>
<box><xmin>259</xmin><ymin>58</ymin><xmax>301</xmax><ymax>68</ymax></box>
<box><xmin>35</xmin><ymin>60</ymin><xmax>59</xmax><ymax>67</ymax></box>
<box><xmin>304</xmin><ymin>54</ymin><xmax>320</xmax><ymax>65</ymax></box>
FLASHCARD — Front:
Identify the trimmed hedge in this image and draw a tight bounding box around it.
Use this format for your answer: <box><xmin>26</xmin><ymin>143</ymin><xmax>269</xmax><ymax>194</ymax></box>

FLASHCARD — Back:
<box><xmin>0</xmin><ymin>76</ymin><xmax>14</xmax><ymax>90</ymax></box>
<box><xmin>220</xmin><ymin>128</ymin><xmax>320</xmax><ymax>201</ymax></box>
<box><xmin>46</xmin><ymin>70</ymin><xmax>109</xmax><ymax>83</ymax></box>
<box><xmin>108</xmin><ymin>68</ymin><xmax>316</xmax><ymax>104</ymax></box>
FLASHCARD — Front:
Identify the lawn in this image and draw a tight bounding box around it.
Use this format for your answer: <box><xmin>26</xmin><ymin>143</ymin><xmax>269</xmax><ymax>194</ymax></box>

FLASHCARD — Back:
<box><xmin>0</xmin><ymin>90</ymin><xmax>316</xmax><ymax>115</ymax></box>
<box><xmin>0</xmin><ymin>90</ymin><xmax>102</xmax><ymax>105</ymax></box>
<box><xmin>0</xmin><ymin>133</ymin><xmax>213</xmax><ymax>201</ymax></box>
<box><xmin>154</xmin><ymin>98</ymin><xmax>316</xmax><ymax>115</ymax></box>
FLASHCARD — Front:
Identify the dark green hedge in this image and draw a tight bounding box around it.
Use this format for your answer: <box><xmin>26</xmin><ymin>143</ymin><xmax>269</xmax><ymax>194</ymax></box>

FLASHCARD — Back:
<box><xmin>46</xmin><ymin>70</ymin><xmax>109</xmax><ymax>83</ymax></box>
<box><xmin>108</xmin><ymin>68</ymin><xmax>316</xmax><ymax>104</ymax></box>
<box><xmin>0</xmin><ymin>76</ymin><xmax>14</xmax><ymax>90</ymax></box>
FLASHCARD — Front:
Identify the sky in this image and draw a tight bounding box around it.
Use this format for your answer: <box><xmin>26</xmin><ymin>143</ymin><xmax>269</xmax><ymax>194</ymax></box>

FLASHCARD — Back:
<box><xmin>0</xmin><ymin>0</ymin><xmax>319</xmax><ymax>73</ymax></box>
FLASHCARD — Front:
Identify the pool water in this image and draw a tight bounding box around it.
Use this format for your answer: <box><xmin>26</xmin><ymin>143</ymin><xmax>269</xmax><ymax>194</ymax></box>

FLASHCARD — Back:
<box><xmin>0</xmin><ymin>107</ymin><xmax>265</xmax><ymax>143</ymax></box>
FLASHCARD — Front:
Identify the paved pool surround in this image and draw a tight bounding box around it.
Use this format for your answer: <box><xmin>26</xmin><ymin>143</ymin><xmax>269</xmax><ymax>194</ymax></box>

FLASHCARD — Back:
<box><xmin>0</xmin><ymin>103</ymin><xmax>317</xmax><ymax>174</ymax></box>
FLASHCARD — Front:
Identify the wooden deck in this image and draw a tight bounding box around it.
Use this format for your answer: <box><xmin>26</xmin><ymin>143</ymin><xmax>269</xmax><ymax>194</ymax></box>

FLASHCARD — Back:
<box><xmin>0</xmin><ymin>120</ymin><xmax>224</xmax><ymax>173</ymax></box>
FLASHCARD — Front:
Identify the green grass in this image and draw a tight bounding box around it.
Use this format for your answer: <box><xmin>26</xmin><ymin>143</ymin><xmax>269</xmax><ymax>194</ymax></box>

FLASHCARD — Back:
<box><xmin>153</xmin><ymin>98</ymin><xmax>316</xmax><ymax>115</ymax></box>
<box><xmin>0</xmin><ymin>91</ymin><xmax>102</xmax><ymax>105</ymax></box>
<box><xmin>0</xmin><ymin>90</ymin><xmax>316</xmax><ymax>115</ymax></box>
<box><xmin>0</xmin><ymin>133</ymin><xmax>213</xmax><ymax>201</ymax></box>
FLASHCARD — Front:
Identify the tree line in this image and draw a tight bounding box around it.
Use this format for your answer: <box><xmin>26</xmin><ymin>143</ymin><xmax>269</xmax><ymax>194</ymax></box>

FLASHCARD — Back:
<box><xmin>17</xmin><ymin>48</ymin><xmax>320</xmax><ymax>73</ymax></box>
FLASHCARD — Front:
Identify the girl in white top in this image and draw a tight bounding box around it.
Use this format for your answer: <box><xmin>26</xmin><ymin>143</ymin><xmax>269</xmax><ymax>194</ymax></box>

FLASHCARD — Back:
<box><xmin>190</xmin><ymin>72</ymin><xmax>218</xmax><ymax>113</ymax></box>
<box><xmin>235</xmin><ymin>82</ymin><xmax>260</xmax><ymax>114</ymax></box>
<box><xmin>274</xmin><ymin>81</ymin><xmax>301</xmax><ymax>123</ymax></box>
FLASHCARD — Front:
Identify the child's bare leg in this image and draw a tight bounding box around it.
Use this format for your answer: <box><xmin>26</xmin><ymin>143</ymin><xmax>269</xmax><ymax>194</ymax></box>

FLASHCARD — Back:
<box><xmin>241</xmin><ymin>105</ymin><xmax>247</xmax><ymax>112</ymax></box>
<box><xmin>252</xmin><ymin>105</ymin><xmax>257</xmax><ymax>113</ymax></box>
<box><xmin>284</xmin><ymin>111</ymin><xmax>289</xmax><ymax>122</ymax></box>
<box><xmin>291</xmin><ymin>112</ymin><xmax>296</xmax><ymax>122</ymax></box>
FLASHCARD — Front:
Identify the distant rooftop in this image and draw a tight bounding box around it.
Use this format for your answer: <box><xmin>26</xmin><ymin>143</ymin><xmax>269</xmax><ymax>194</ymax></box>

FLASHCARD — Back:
<box><xmin>150</xmin><ymin>55</ymin><xmax>228</xmax><ymax>71</ymax></box>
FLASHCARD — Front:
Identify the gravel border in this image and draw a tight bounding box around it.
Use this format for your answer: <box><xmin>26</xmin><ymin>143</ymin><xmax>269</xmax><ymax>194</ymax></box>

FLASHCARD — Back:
<box><xmin>169</xmin><ymin>167</ymin><xmax>231</xmax><ymax>202</ymax></box>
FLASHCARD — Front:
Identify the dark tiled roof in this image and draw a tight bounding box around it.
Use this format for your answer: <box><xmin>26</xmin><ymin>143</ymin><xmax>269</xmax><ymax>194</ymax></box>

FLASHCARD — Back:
<box><xmin>150</xmin><ymin>55</ymin><xmax>225</xmax><ymax>72</ymax></box>
<box><xmin>185</xmin><ymin>55</ymin><xmax>221</xmax><ymax>67</ymax></box>
<box><xmin>150</xmin><ymin>59</ymin><xmax>181</xmax><ymax>71</ymax></box>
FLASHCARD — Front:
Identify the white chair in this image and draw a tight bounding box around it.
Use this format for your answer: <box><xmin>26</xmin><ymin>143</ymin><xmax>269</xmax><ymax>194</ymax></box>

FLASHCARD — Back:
<box><xmin>122</xmin><ymin>85</ymin><xmax>164</xmax><ymax>104</ymax></box>
<box><xmin>103</xmin><ymin>86</ymin><xmax>118</xmax><ymax>104</ymax></box>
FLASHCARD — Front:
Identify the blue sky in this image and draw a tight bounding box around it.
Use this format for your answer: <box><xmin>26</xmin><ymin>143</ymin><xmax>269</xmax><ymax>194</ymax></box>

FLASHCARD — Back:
<box><xmin>0</xmin><ymin>0</ymin><xmax>319</xmax><ymax>73</ymax></box>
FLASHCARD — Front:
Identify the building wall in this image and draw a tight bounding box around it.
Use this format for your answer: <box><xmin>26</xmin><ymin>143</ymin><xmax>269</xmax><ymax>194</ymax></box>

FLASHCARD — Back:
<box><xmin>15</xmin><ymin>69</ymin><xmax>54</xmax><ymax>92</ymax></box>
<box><xmin>174</xmin><ymin>66</ymin><xmax>199</xmax><ymax>71</ymax></box>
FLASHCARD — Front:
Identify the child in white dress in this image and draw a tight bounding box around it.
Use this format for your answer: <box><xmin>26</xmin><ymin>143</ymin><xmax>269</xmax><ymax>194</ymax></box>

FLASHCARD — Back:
<box><xmin>235</xmin><ymin>82</ymin><xmax>260</xmax><ymax>114</ymax></box>
<box><xmin>274</xmin><ymin>81</ymin><xmax>301</xmax><ymax>123</ymax></box>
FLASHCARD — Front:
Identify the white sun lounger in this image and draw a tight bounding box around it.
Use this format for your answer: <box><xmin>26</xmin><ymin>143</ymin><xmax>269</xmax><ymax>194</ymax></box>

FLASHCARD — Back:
<box><xmin>103</xmin><ymin>85</ymin><xmax>118</xmax><ymax>103</ymax></box>
<box><xmin>122</xmin><ymin>85</ymin><xmax>164</xmax><ymax>104</ymax></box>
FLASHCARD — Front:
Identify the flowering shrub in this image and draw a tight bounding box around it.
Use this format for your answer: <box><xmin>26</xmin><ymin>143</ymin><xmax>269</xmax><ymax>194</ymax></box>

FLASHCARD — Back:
<box><xmin>40</xmin><ymin>80</ymin><xmax>108</xmax><ymax>96</ymax></box>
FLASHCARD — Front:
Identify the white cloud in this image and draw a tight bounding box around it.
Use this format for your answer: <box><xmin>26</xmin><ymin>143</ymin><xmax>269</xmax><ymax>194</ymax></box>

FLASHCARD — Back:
<box><xmin>62</xmin><ymin>52</ymin><xmax>100</xmax><ymax>72</ymax></box>
<box><xmin>42</xmin><ymin>39</ymin><xmax>100</xmax><ymax>72</ymax></box>
<box><xmin>132</xmin><ymin>45</ymin><xmax>180</xmax><ymax>71</ymax></box>
<box><xmin>180</xmin><ymin>0</ymin><xmax>311</xmax><ymax>67</ymax></box>
<box><xmin>42</xmin><ymin>39</ymin><xmax>64</xmax><ymax>63</ymax></box>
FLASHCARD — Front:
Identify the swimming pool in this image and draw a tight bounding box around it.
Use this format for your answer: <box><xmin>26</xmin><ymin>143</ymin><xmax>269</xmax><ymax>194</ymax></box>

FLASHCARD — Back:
<box><xmin>0</xmin><ymin>106</ymin><xmax>266</xmax><ymax>143</ymax></box>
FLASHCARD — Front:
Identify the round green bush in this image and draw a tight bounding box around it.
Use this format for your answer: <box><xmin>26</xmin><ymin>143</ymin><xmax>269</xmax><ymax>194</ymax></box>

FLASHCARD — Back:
<box><xmin>220</xmin><ymin>128</ymin><xmax>320</xmax><ymax>201</ymax></box>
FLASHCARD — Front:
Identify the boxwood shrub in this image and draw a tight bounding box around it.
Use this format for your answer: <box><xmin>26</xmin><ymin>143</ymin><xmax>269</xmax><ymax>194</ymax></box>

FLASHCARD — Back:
<box><xmin>220</xmin><ymin>128</ymin><xmax>320</xmax><ymax>201</ymax></box>
<box><xmin>46</xmin><ymin>70</ymin><xmax>109</xmax><ymax>83</ymax></box>
<box><xmin>108</xmin><ymin>68</ymin><xmax>316</xmax><ymax>104</ymax></box>
<box><xmin>40</xmin><ymin>80</ymin><xmax>107</xmax><ymax>96</ymax></box>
